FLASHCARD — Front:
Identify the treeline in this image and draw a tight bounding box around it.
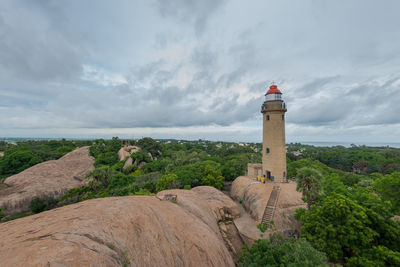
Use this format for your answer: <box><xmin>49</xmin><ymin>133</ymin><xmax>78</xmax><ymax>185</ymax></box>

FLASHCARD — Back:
<box><xmin>288</xmin><ymin>143</ymin><xmax>400</xmax><ymax>174</ymax></box>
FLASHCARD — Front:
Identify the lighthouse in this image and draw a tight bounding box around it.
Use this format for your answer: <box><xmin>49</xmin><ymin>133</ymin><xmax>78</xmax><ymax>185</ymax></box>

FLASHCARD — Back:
<box><xmin>261</xmin><ymin>84</ymin><xmax>287</xmax><ymax>182</ymax></box>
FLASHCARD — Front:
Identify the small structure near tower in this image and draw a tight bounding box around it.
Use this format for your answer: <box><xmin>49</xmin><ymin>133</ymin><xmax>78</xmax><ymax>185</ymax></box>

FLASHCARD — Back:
<box><xmin>261</xmin><ymin>84</ymin><xmax>287</xmax><ymax>182</ymax></box>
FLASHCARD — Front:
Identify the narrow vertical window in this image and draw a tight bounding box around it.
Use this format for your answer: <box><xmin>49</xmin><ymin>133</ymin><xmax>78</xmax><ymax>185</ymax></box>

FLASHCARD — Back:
<box><xmin>266</xmin><ymin>115</ymin><xmax>270</xmax><ymax>121</ymax></box>
<box><xmin>282</xmin><ymin>115</ymin><xmax>285</xmax><ymax>120</ymax></box>
<box><xmin>266</xmin><ymin>148</ymin><xmax>270</xmax><ymax>154</ymax></box>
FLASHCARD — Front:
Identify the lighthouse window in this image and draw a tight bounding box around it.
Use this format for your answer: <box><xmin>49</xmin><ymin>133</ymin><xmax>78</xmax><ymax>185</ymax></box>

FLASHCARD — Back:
<box><xmin>266</xmin><ymin>148</ymin><xmax>270</xmax><ymax>154</ymax></box>
<box><xmin>282</xmin><ymin>115</ymin><xmax>285</xmax><ymax>120</ymax></box>
<box><xmin>266</xmin><ymin>115</ymin><xmax>270</xmax><ymax>121</ymax></box>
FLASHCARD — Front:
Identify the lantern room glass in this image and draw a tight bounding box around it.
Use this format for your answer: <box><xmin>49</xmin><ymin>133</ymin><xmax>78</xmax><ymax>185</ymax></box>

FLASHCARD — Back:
<box><xmin>265</xmin><ymin>93</ymin><xmax>282</xmax><ymax>101</ymax></box>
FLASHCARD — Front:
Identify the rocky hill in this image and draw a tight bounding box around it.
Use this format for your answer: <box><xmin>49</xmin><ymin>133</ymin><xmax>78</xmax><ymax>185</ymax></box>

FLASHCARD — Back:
<box><xmin>0</xmin><ymin>187</ymin><xmax>237</xmax><ymax>267</ymax></box>
<box><xmin>0</xmin><ymin>146</ymin><xmax>94</xmax><ymax>215</ymax></box>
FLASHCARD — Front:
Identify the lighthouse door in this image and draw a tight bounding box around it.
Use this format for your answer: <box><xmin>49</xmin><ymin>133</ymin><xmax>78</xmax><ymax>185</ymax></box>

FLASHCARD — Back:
<box><xmin>266</xmin><ymin>171</ymin><xmax>271</xmax><ymax>180</ymax></box>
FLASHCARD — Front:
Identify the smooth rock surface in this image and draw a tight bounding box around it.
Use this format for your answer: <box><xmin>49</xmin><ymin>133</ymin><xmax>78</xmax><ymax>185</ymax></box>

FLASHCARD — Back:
<box><xmin>0</xmin><ymin>194</ymin><xmax>235</xmax><ymax>267</ymax></box>
<box><xmin>0</xmin><ymin>147</ymin><xmax>94</xmax><ymax>215</ymax></box>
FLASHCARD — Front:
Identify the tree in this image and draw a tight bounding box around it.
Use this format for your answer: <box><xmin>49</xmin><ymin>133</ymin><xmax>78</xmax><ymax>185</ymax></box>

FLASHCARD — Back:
<box><xmin>141</xmin><ymin>158</ymin><xmax>174</xmax><ymax>174</ymax></box>
<box><xmin>173</xmin><ymin>164</ymin><xmax>200</xmax><ymax>187</ymax></box>
<box><xmin>137</xmin><ymin>137</ymin><xmax>162</xmax><ymax>156</ymax></box>
<box><xmin>156</xmin><ymin>173</ymin><xmax>179</xmax><ymax>192</ymax></box>
<box><xmin>222</xmin><ymin>157</ymin><xmax>247</xmax><ymax>180</ymax></box>
<box><xmin>346</xmin><ymin>246</ymin><xmax>400</xmax><ymax>267</ymax></box>
<box><xmin>30</xmin><ymin>196</ymin><xmax>58</xmax><ymax>213</ymax></box>
<box><xmin>109</xmin><ymin>137</ymin><xmax>122</xmax><ymax>152</ymax></box>
<box><xmin>94</xmin><ymin>152</ymin><xmax>119</xmax><ymax>167</ymax></box>
<box><xmin>87</xmin><ymin>166</ymin><xmax>114</xmax><ymax>189</ymax></box>
<box><xmin>201</xmin><ymin>165</ymin><xmax>224</xmax><ymax>189</ymax></box>
<box><xmin>296</xmin><ymin>193</ymin><xmax>378</xmax><ymax>262</ymax></box>
<box><xmin>296</xmin><ymin>167</ymin><xmax>324</xmax><ymax>210</ymax></box>
<box><xmin>374</xmin><ymin>172</ymin><xmax>400</xmax><ymax>213</ymax></box>
<box><xmin>2</xmin><ymin>150</ymin><xmax>38</xmax><ymax>174</ymax></box>
<box><xmin>239</xmin><ymin>234</ymin><xmax>328</xmax><ymax>266</ymax></box>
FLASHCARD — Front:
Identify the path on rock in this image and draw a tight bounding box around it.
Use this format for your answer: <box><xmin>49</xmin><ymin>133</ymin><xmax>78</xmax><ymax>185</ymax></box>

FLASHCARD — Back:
<box><xmin>261</xmin><ymin>185</ymin><xmax>281</xmax><ymax>223</ymax></box>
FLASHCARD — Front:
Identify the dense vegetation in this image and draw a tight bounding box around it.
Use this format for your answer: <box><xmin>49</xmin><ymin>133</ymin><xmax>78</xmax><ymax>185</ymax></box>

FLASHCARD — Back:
<box><xmin>240</xmin><ymin>221</ymin><xmax>328</xmax><ymax>266</ymax></box>
<box><xmin>287</xmin><ymin>143</ymin><xmax>400</xmax><ymax>175</ymax></box>
<box><xmin>59</xmin><ymin>137</ymin><xmax>261</xmax><ymax>204</ymax></box>
<box><xmin>239</xmin><ymin>144</ymin><xmax>400</xmax><ymax>266</ymax></box>
<box><xmin>286</xmin><ymin>144</ymin><xmax>400</xmax><ymax>266</ymax></box>
<box><xmin>239</xmin><ymin>234</ymin><xmax>328</xmax><ymax>266</ymax></box>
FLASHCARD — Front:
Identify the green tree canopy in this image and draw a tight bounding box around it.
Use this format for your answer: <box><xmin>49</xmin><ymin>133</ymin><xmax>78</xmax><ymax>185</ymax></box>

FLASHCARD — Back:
<box><xmin>201</xmin><ymin>164</ymin><xmax>224</xmax><ymax>189</ymax></box>
<box><xmin>239</xmin><ymin>235</ymin><xmax>328</xmax><ymax>267</ymax></box>
<box><xmin>296</xmin><ymin>193</ymin><xmax>378</xmax><ymax>262</ymax></box>
<box><xmin>156</xmin><ymin>173</ymin><xmax>179</xmax><ymax>192</ymax></box>
<box><xmin>296</xmin><ymin>167</ymin><xmax>324</xmax><ymax>210</ymax></box>
<box><xmin>374</xmin><ymin>172</ymin><xmax>400</xmax><ymax>213</ymax></box>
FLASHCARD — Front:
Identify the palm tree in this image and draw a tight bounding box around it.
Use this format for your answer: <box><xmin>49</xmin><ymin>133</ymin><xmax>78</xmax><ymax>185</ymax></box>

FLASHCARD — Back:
<box><xmin>296</xmin><ymin>167</ymin><xmax>323</xmax><ymax>210</ymax></box>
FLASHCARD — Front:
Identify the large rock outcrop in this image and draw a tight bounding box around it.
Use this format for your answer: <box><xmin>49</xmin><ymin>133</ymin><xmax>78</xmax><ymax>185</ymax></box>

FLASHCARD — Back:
<box><xmin>0</xmin><ymin>189</ymin><xmax>236</xmax><ymax>267</ymax></box>
<box><xmin>231</xmin><ymin>176</ymin><xmax>305</xmax><ymax>237</ymax></box>
<box><xmin>118</xmin><ymin>145</ymin><xmax>141</xmax><ymax>161</ymax></box>
<box><xmin>157</xmin><ymin>187</ymin><xmax>241</xmax><ymax>236</ymax></box>
<box><xmin>0</xmin><ymin>146</ymin><xmax>94</xmax><ymax>215</ymax></box>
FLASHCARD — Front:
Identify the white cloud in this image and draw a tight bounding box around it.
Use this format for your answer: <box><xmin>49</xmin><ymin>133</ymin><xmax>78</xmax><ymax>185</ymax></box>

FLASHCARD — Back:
<box><xmin>82</xmin><ymin>65</ymin><xmax>127</xmax><ymax>87</ymax></box>
<box><xmin>1</xmin><ymin>0</ymin><xmax>400</xmax><ymax>144</ymax></box>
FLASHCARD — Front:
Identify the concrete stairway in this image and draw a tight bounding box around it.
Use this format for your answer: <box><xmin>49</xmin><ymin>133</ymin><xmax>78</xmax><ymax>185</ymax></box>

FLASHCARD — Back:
<box><xmin>261</xmin><ymin>185</ymin><xmax>281</xmax><ymax>223</ymax></box>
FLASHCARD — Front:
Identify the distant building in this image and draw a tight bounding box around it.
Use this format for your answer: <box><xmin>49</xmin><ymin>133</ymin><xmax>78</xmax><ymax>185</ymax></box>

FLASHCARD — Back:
<box><xmin>261</xmin><ymin>84</ymin><xmax>287</xmax><ymax>182</ymax></box>
<box><xmin>291</xmin><ymin>150</ymin><xmax>302</xmax><ymax>156</ymax></box>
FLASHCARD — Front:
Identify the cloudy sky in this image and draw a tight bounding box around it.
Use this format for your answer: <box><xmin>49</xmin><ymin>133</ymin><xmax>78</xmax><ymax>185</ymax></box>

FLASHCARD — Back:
<box><xmin>1</xmin><ymin>0</ymin><xmax>400</xmax><ymax>144</ymax></box>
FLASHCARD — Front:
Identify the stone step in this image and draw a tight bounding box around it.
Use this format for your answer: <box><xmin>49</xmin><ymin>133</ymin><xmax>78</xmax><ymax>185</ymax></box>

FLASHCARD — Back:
<box><xmin>261</xmin><ymin>186</ymin><xmax>281</xmax><ymax>223</ymax></box>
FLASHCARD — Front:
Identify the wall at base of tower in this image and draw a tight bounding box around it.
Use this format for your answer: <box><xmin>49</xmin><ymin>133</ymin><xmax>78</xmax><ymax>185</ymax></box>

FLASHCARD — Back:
<box><xmin>247</xmin><ymin>163</ymin><xmax>262</xmax><ymax>178</ymax></box>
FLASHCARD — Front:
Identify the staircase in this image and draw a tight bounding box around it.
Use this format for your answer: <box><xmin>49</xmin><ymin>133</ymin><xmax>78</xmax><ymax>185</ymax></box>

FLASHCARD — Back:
<box><xmin>261</xmin><ymin>185</ymin><xmax>281</xmax><ymax>223</ymax></box>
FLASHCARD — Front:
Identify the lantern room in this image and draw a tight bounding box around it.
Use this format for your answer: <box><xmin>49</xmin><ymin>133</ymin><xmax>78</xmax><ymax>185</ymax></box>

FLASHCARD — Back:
<box><xmin>265</xmin><ymin>84</ymin><xmax>282</xmax><ymax>101</ymax></box>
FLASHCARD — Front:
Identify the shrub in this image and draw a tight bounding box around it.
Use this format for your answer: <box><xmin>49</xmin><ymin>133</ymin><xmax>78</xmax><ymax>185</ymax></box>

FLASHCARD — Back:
<box><xmin>87</xmin><ymin>166</ymin><xmax>114</xmax><ymax>189</ymax></box>
<box><xmin>30</xmin><ymin>196</ymin><xmax>58</xmax><ymax>213</ymax></box>
<box><xmin>239</xmin><ymin>235</ymin><xmax>328</xmax><ymax>266</ymax></box>
<box><xmin>156</xmin><ymin>173</ymin><xmax>180</xmax><ymax>192</ymax></box>
<box><xmin>94</xmin><ymin>152</ymin><xmax>118</xmax><ymax>167</ymax></box>
<box><xmin>122</xmin><ymin>165</ymin><xmax>137</xmax><ymax>175</ymax></box>
<box><xmin>201</xmin><ymin>165</ymin><xmax>224</xmax><ymax>189</ymax></box>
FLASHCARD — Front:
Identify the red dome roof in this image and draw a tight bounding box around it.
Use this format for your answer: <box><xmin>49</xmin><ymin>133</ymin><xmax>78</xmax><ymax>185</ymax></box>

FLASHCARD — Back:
<box><xmin>265</xmin><ymin>84</ymin><xmax>282</xmax><ymax>95</ymax></box>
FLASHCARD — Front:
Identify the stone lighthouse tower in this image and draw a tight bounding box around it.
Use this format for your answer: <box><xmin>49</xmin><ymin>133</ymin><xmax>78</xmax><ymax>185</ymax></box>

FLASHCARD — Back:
<box><xmin>261</xmin><ymin>84</ymin><xmax>287</xmax><ymax>182</ymax></box>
